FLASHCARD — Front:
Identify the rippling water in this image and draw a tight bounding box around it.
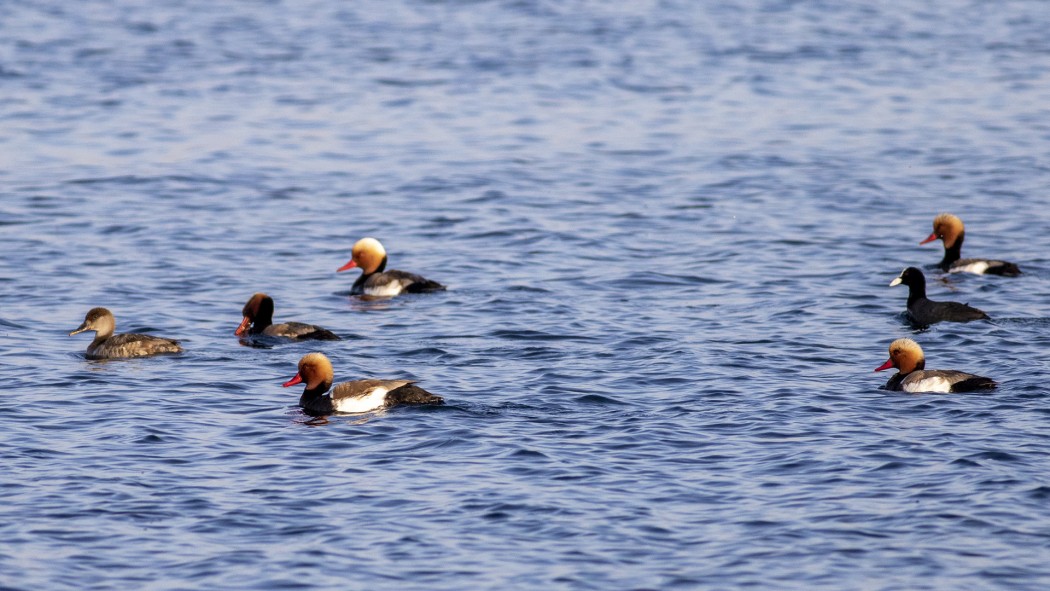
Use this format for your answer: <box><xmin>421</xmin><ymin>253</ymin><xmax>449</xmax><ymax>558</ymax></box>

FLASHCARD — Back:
<box><xmin>3</xmin><ymin>1</ymin><xmax>1050</xmax><ymax>589</ymax></box>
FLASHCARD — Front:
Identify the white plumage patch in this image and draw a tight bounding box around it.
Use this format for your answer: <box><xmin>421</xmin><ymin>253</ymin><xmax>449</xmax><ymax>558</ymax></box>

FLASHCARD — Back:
<box><xmin>364</xmin><ymin>279</ymin><xmax>411</xmax><ymax>297</ymax></box>
<box><xmin>951</xmin><ymin>261</ymin><xmax>990</xmax><ymax>275</ymax></box>
<box><xmin>903</xmin><ymin>376</ymin><xmax>951</xmax><ymax>393</ymax></box>
<box><xmin>333</xmin><ymin>387</ymin><xmax>389</xmax><ymax>413</ymax></box>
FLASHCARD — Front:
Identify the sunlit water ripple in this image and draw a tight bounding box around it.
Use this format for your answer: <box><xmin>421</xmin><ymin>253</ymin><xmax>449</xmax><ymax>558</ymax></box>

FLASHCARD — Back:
<box><xmin>2</xmin><ymin>1</ymin><xmax>1050</xmax><ymax>589</ymax></box>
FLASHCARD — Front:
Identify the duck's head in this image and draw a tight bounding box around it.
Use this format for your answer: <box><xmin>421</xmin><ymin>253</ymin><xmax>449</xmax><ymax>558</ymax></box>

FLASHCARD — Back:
<box><xmin>336</xmin><ymin>237</ymin><xmax>387</xmax><ymax>275</ymax></box>
<box><xmin>889</xmin><ymin>266</ymin><xmax>925</xmax><ymax>288</ymax></box>
<box><xmin>920</xmin><ymin>213</ymin><xmax>964</xmax><ymax>248</ymax></box>
<box><xmin>69</xmin><ymin>307</ymin><xmax>116</xmax><ymax>338</ymax></box>
<box><xmin>875</xmin><ymin>338</ymin><xmax>926</xmax><ymax>374</ymax></box>
<box><xmin>236</xmin><ymin>293</ymin><xmax>274</xmax><ymax>336</ymax></box>
<box><xmin>283</xmin><ymin>352</ymin><xmax>335</xmax><ymax>392</ymax></box>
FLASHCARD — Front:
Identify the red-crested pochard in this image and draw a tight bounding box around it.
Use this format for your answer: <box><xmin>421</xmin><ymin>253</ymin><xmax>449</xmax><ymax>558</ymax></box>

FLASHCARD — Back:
<box><xmin>875</xmin><ymin>338</ymin><xmax>996</xmax><ymax>393</ymax></box>
<box><xmin>69</xmin><ymin>307</ymin><xmax>182</xmax><ymax>359</ymax></box>
<box><xmin>282</xmin><ymin>352</ymin><xmax>443</xmax><ymax>415</ymax></box>
<box><xmin>336</xmin><ymin>237</ymin><xmax>444</xmax><ymax>297</ymax></box>
<box><xmin>236</xmin><ymin>293</ymin><xmax>339</xmax><ymax>341</ymax></box>
<box><xmin>920</xmin><ymin>213</ymin><xmax>1021</xmax><ymax>276</ymax></box>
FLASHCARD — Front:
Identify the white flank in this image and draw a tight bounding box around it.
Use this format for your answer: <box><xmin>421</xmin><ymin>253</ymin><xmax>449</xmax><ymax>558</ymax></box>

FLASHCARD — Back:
<box><xmin>333</xmin><ymin>387</ymin><xmax>389</xmax><ymax>413</ymax></box>
<box><xmin>903</xmin><ymin>376</ymin><xmax>951</xmax><ymax>393</ymax></box>
<box><xmin>364</xmin><ymin>280</ymin><xmax>410</xmax><ymax>297</ymax></box>
<box><xmin>951</xmin><ymin>261</ymin><xmax>990</xmax><ymax>275</ymax></box>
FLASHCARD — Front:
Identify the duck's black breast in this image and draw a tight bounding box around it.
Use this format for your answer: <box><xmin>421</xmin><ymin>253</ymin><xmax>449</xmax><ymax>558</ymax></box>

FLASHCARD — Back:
<box><xmin>299</xmin><ymin>393</ymin><xmax>335</xmax><ymax>416</ymax></box>
<box><xmin>350</xmin><ymin>273</ymin><xmax>368</xmax><ymax>295</ymax></box>
<box><xmin>883</xmin><ymin>372</ymin><xmax>907</xmax><ymax>391</ymax></box>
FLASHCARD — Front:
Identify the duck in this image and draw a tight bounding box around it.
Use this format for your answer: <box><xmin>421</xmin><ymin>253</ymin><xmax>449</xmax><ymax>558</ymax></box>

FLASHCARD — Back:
<box><xmin>235</xmin><ymin>293</ymin><xmax>340</xmax><ymax>341</ymax></box>
<box><xmin>875</xmin><ymin>337</ymin><xmax>996</xmax><ymax>393</ymax></box>
<box><xmin>69</xmin><ymin>307</ymin><xmax>182</xmax><ymax>360</ymax></box>
<box><xmin>920</xmin><ymin>213</ymin><xmax>1021</xmax><ymax>276</ymax></box>
<box><xmin>890</xmin><ymin>267</ymin><xmax>988</xmax><ymax>325</ymax></box>
<box><xmin>282</xmin><ymin>352</ymin><xmax>443</xmax><ymax>415</ymax></box>
<box><xmin>337</xmin><ymin>237</ymin><xmax>444</xmax><ymax>297</ymax></box>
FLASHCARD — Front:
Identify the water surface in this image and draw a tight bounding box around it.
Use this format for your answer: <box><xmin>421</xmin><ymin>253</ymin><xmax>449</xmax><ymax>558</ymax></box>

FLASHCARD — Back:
<box><xmin>2</xmin><ymin>1</ymin><xmax>1050</xmax><ymax>589</ymax></box>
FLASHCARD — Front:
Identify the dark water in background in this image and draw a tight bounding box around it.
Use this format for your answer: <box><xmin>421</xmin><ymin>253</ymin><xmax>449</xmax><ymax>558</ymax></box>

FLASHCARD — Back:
<box><xmin>2</xmin><ymin>1</ymin><xmax>1050</xmax><ymax>588</ymax></box>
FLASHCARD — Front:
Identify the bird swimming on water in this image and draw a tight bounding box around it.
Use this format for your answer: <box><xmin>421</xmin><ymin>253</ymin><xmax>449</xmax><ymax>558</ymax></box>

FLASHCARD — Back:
<box><xmin>337</xmin><ymin>237</ymin><xmax>445</xmax><ymax>297</ymax></box>
<box><xmin>69</xmin><ymin>307</ymin><xmax>182</xmax><ymax>360</ymax></box>
<box><xmin>282</xmin><ymin>352</ymin><xmax>444</xmax><ymax>416</ymax></box>
<box><xmin>875</xmin><ymin>338</ymin><xmax>996</xmax><ymax>393</ymax></box>
<box><xmin>889</xmin><ymin>267</ymin><xmax>988</xmax><ymax>326</ymax></box>
<box><xmin>920</xmin><ymin>213</ymin><xmax>1021</xmax><ymax>276</ymax></box>
<box><xmin>235</xmin><ymin>293</ymin><xmax>340</xmax><ymax>341</ymax></box>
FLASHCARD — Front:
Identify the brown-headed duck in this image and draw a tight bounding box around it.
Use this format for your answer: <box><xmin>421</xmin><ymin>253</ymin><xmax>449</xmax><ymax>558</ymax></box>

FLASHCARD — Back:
<box><xmin>282</xmin><ymin>352</ymin><xmax>443</xmax><ymax>415</ymax></box>
<box><xmin>236</xmin><ymin>293</ymin><xmax>339</xmax><ymax>341</ymax></box>
<box><xmin>337</xmin><ymin>237</ymin><xmax>444</xmax><ymax>297</ymax></box>
<box><xmin>920</xmin><ymin>213</ymin><xmax>1021</xmax><ymax>276</ymax></box>
<box><xmin>875</xmin><ymin>338</ymin><xmax>996</xmax><ymax>393</ymax></box>
<box><xmin>69</xmin><ymin>307</ymin><xmax>182</xmax><ymax>359</ymax></box>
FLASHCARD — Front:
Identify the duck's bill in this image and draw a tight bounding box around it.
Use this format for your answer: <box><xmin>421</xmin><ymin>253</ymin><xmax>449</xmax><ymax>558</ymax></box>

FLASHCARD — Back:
<box><xmin>889</xmin><ymin>277</ymin><xmax>903</xmax><ymax>287</ymax></box>
<box><xmin>919</xmin><ymin>233</ymin><xmax>938</xmax><ymax>245</ymax></box>
<box><xmin>69</xmin><ymin>323</ymin><xmax>89</xmax><ymax>336</ymax></box>
<box><xmin>874</xmin><ymin>359</ymin><xmax>894</xmax><ymax>372</ymax></box>
<box><xmin>235</xmin><ymin>316</ymin><xmax>251</xmax><ymax>336</ymax></box>
<box><xmin>282</xmin><ymin>373</ymin><xmax>303</xmax><ymax>387</ymax></box>
<box><xmin>336</xmin><ymin>259</ymin><xmax>357</xmax><ymax>272</ymax></box>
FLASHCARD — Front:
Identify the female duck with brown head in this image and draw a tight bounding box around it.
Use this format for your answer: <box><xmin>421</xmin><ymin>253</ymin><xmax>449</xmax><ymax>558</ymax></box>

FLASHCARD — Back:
<box><xmin>282</xmin><ymin>352</ymin><xmax>443</xmax><ymax>416</ymax></box>
<box><xmin>337</xmin><ymin>237</ymin><xmax>444</xmax><ymax>297</ymax></box>
<box><xmin>236</xmin><ymin>293</ymin><xmax>340</xmax><ymax>341</ymax></box>
<box><xmin>875</xmin><ymin>338</ymin><xmax>996</xmax><ymax>393</ymax></box>
<box><xmin>920</xmin><ymin>213</ymin><xmax>1021</xmax><ymax>276</ymax></box>
<box><xmin>69</xmin><ymin>307</ymin><xmax>182</xmax><ymax>360</ymax></box>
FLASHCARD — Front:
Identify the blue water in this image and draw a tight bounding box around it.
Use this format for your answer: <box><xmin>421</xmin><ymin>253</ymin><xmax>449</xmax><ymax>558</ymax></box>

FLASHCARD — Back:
<box><xmin>3</xmin><ymin>1</ymin><xmax>1050</xmax><ymax>589</ymax></box>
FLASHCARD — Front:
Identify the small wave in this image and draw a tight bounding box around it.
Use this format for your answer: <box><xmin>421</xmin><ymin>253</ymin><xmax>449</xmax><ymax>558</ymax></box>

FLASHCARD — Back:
<box><xmin>374</xmin><ymin>78</ymin><xmax>448</xmax><ymax>87</ymax></box>
<box><xmin>489</xmin><ymin>329</ymin><xmax>595</xmax><ymax>342</ymax></box>
<box><xmin>572</xmin><ymin>394</ymin><xmax>626</xmax><ymax>405</ymax></box>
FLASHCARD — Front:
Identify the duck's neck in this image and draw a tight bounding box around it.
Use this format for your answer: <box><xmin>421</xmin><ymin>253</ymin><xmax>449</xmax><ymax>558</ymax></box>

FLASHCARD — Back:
<box><xmin>886</xmin><ymin>372</ymin><xmax>905</xmax><ymax>390</ymax></box>
<box><xmin>298</xmin><ymin>380</ymin><xmax>332</xmax><ymax>403</ymax></box>
<box><xmin>90</xmin><ymin>324</ymin><xmax>114</xmax><ymax>346</ymax></box>
<box><xmin>299</xmin><ymin>381</ymin><xmax>334</xmax><ymax>414</ymax></box>
<box><xmin>250</xmin><ymin>312</ymin><xmax>274</xmax><ymax>334</ymax></box>
<box><xmin>363</xmin><ymin>255</ymin><xmax>388</xmax><ymax>276</ymax></box>
<box><xmin>351</xmin><ymin>273</ymin><xmax>368</xmax><ymax>294</ymax></box>
<box><xmin>89</xmin><ymin>333</ymin><xmax>110</xmax><ymax>350</ymax></box>
<box><xmin>939</xmin><ymin>232</ymin><xmax>964</xmax><ymax>270</ymax></box>
<box><xmin>907</xmin><ymin>279</ymin><xmax>927</xmax><ymax>307</ymax></box>
<box><xmin>887</xmin><ymin>357</ymin><xmax>925</xmax><ymax>389</ymax></box>
<box><xmin>898</xmin><ymin>358</ymin><xmax>925</xmax><ymax>375</ymax></box>
<box><xmin>352</xmin><ymin>256</ymin><xmax>388</xmax><ymax>294</ymax></box>
<box><xmin>249</xmin><ymin>299</ymin><xmax>275</xmax><ymax>334</ymax></box>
